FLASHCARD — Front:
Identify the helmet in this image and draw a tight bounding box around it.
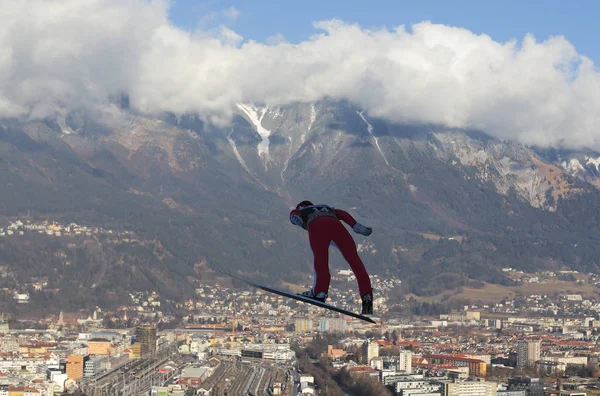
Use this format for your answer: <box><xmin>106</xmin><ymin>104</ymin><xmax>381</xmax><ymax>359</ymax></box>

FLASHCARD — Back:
<box><xmin>296</xmin><ymin>200</ymin><xmax>313</xmax><ymax>210</ymax></box>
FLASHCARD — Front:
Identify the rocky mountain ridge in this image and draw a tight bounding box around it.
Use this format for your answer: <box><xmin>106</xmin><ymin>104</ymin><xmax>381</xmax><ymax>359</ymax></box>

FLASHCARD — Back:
<box><xmin>2</xmin><ymin>99</ymin><xmax>600</xmax><ymax>311</ymax></box>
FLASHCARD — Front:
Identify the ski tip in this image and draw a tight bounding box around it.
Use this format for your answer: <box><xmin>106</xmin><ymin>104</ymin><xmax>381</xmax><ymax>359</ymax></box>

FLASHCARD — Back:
<box><xmin>362</xmin><ymin>316</ymin><xmax>377</xmax><ymax>324</ymax></box>
<box><xmin>216</xmin><ymin>268</ymin><xmax>233</xmax><ymax>277</ymax></box>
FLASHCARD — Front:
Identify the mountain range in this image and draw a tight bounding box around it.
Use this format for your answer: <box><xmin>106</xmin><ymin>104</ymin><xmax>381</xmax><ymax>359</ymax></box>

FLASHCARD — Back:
<box><xmin>2</xmin><ymin>99</ymin><xmax>600</xmax><ymax>312</ymax></box>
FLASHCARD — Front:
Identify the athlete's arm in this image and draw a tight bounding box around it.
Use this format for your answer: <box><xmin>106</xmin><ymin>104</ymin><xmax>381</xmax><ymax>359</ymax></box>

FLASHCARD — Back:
<box><xmin>334</xmin><ymin>209</ymin><xmax>358</xmax><ymax>227</ymax></box>
<box><xmin>335</xmin><ymin>208</ymin><xmax>373</xmax><ymax>236</ymax></box>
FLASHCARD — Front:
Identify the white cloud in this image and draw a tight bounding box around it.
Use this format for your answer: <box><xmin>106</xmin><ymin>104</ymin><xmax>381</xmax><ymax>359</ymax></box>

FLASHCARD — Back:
<box><xmin>2</xmin><ymin>0</ymin><xmax>600</xmax><ymax>149</ymax></box>
<box><xmin>223</xmin><ymin>6</ymin><xmax>241</xmax><ymax>23</ymax></box>
<box><xmin>266</xmin><ymin>34</ymin><xmax>287</xmax><ymax>45</ymax></box>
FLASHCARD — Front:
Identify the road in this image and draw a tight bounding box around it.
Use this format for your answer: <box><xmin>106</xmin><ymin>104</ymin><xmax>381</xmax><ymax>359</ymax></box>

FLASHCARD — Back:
<box><xmin>290</xmin><ymin>366</ymin><xmax>300</xmax><ymax>396</ymax></box>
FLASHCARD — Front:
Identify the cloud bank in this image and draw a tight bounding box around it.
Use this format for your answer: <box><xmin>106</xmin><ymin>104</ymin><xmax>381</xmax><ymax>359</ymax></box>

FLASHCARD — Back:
<box><xmin>1</xmin><ymin>0</ymin><xmax>600</xmax><ymax>149</ymax></box>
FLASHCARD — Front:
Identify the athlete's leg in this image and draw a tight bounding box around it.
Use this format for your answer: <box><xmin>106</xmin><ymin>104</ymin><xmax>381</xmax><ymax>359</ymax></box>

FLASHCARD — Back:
<box><xmin>308</xmin><ymin>224</ymin><xmax>332</xmax><ymax>295</ymax></box>
<box><xmin>331</xmin><ymin>224</ymin><xmax>372</xmax><ymax>297</ymax></box>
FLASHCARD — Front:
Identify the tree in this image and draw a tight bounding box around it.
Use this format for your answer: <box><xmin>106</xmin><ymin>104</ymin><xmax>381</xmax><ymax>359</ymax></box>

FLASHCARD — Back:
<box><xmin>350</xmin><ymin>377</ymin><xmax>394</xmax><ymax>396</ymax></box>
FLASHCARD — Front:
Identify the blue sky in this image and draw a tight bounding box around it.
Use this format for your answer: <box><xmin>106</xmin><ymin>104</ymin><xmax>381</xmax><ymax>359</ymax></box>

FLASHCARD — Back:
<box><xmin>168</xmin><ymin>0</ymin><xmax>598</xmax><ymax>64</ymax></box>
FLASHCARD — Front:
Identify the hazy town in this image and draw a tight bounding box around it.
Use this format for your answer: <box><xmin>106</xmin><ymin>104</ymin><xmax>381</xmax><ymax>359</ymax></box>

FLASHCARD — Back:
<box><xmin>3</xmin><ymin>256</ymin><xmax>600</xmax><ymax>396</ymax></box>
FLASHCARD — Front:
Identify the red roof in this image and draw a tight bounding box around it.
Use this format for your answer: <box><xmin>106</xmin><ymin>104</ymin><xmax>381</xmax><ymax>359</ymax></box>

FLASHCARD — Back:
<box><xmin>348</xmin><ymin>366</ymin><xmax>375</xmax><ymax>372</ymax></box>
<box><xmin>398</xmin><ymin>340</ymin><xmax>420</xmax><ymax>347</ymax></box>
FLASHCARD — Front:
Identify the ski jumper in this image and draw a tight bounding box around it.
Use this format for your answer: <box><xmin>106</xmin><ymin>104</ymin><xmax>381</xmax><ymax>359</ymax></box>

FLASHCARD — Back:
<box><xmin>289</xmin><ymin>204</ymin><xmax>373</xmax><ymax>298</ymax></box>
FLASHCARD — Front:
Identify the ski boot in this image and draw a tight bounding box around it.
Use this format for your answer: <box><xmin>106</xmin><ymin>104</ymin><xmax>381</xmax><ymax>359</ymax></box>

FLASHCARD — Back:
<box><xmin>361</xmin><ymin>293</ymin><xmax>373</xmax><ymax>315</ymax></box>
<box><xmin>298</xmin><ymin>288</ymin><xmax>328</xmax><ymax>303</ymax></box>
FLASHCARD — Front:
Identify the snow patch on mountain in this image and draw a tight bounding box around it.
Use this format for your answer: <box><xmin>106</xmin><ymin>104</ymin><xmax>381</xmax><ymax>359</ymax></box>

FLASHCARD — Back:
<box><xmin>280</xmin><ymin>136</ymin><xmax>293</xmax><ymax>184</ymax></box>
<box><xmin>586</xmin><ymin>156</ymin><xmax>600</xmax><ymax>171</ymax></box>
<box><xmin>303</xmin><ymin>104</ymin><xmax>316</xmax><ymax>143</ymax></box>
<box><xmin>57</xmin><ymin>115</ymin><xmax>77</xmax><ymax>135</ymax></box>
<box><xmin>236</xmin><ymin>103</ymin><xmax>272</xmax><ymax>159</ymax></box>
<box><xmin>561</xmin><ymin>158</ymin><xmax>585</xmax><ymax>174</ymax></box>
<box><xmin>227</xmin><ymin>137</ymin><xmax>268</xmax><ymax>190</ymax></box>
<box><xmin>357</xmin><ymin>110</ymin><xmax>389</xmax><ymax>166</ymax></box>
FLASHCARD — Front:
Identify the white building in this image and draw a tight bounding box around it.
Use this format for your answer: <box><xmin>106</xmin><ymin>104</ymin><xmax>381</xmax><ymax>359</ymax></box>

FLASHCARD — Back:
<box><xmin>0</xmin><ymin>335</ymin><xmax>19</xmax><ymax>353</ymax></box>
<box><xmin>300</xmin><ymin>385</ymin><xmax>315</xmax><ymax>395</ymax></box>
<box><xmin>370</xmin><ymin>357</ymin><xmax>383</xmax><ymax>370</ymax></box>
<box><xmin>84</xmin><ymin>357</ymin><xmax>107</xmax><ymax>377</ymax></box>
<box><xmin>13</xmin><ymin>293</ymin><xmax>29</xmax><ymax>303</ymax></box>
<box><xmin>363</xmin><ymin>341</ymin><xmax>379</xmax><ymax>363</ymax></box>
<box><xmin>399</xmin><ymin>350</ymin><xmax>413</xmax><ymax>373</ymax></box>
<box><xmin>49</xmin><ymin>372</ymin><xmax>69</xmax><ymax>393</ymax></box>
<box><xmin>300</xmin><ymin>374</ymin><xmax>314</xmax><ymax>387</ymax></box>
<box><xmin>394</xmin><ymin>379</ymin><xmax>442</xmax><ymax>396</ymax></box>
<box><xmin>238</xmin><ymin>344</ymin><xmax>295</xmax><ymax>361</ymax></box>
<box><xmin>442</xmin><ymin>379</ymin><xmax>497</xmax><ymax>396</ymax></box>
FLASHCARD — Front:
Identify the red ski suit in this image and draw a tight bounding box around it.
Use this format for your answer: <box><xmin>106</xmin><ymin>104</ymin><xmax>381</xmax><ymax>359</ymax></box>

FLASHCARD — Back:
<box><xmin>289</xmin><ymin>205</ymin><xmax>372</xmax><ymax>297</ymax></box>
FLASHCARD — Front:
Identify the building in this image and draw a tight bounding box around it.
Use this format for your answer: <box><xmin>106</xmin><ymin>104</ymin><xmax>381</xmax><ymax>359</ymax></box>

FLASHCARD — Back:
<box><xmin>239</xmin><ymin>344</ymin><xmax>294</xmax><ymax>361</ymax></box>
<box><xmin>0</xmin><ymin>336</ymin><xmax>19</xmax><ymax>354</ymax></box>
<box><xmin>300</xmin><ymin>374</ymin><xmax>314</xmax><ymax>388</ymax></box>
<box><xmin>318</xmin><ymin>318</ymin><xmax>347</xmax><ymax>333</ymax></box>
<box><xmin>485</xmin><ymin>319</ymin><xmax>503</xmax><ymax>329</ymax></box>
<box><xmin>370</xmin><ymin>357</ymin><xmax>384</xmax><ymax>370</ymax></box>
<box><xmin>84</xmin><ymin>357</ymin><xmax>107</xmax><ymax>378</ymax></box>
<box><xmin>107</xmin><ymin>354</ymin><xmax>129</xmax><ymax>369</ymax></box>
<box><xmin>442</xmin><ymin>379</ymin><xmax>497</xmax><ymax>396</ymax></box>
<box><xmin>348</xmin><ymin>366</ymin><xmax>378</xmax><ymax>381</ymax></box>
<box><xmin>7</xmin><ymin>387</ymin><xmax>24</xmax><ymax>396</ymax></box>
<box><xmin>294</xmin><ymin>319</ymin><xmax>313</xmax><ymax>333</ymax></box>
<box><xmin>90</xmin><ymin>331</ymin><xmax>123</xmax><ymax>341</ymax></box>
<box><xmin>131</xmin><ymin>343</ymin><xmax>149</xmax><ymax>358</ymax></box>
<box><xmin>465</xmin><ymin>311</ymin><xmax>481</xmax><ymax>321</ymax></box>
<box><xmin>394</xmin><ymin>379</ymin><xmax>442</xmax><ymax>395</ymax></box>
<box><xmin>543</xmin><ymin>355</ymin><xmax>588</xmax><ymax>372</ymax></box>
<box><xmin>180</xmin><ymin>365</ymin><xmax>212</xmax><ymax>383</ymax></box>
<box><xmin>88</xmin><ymin>338</ymin><xmax>112</xmax><ymax>356</ymax></box>
<box><xmin>6</xmin><ymin>387</ymin><xmax>40</xmax><ymax>396</ymax></box>
<box><xmin>422</xmin><ymin>354</ymin><xmax>487</xmax><ymax>377</ymax></box>
<box><xmin>136</xmin><ymin>325</ymin><xmax>157</xmax><ymax>355</ymax></box>
<box><xmin>66</xmin><ymin>355</ymin><xmax>89</xmax><ymax>381</ymax></box>
<box><xmin>507</xmin><ymin>377</ymin><xmax>543</xmax><ymax>396</ymax></box>
<box><xmin>466</xmin><ymin>353</ymin><xmax>491</xmax><ymax>365</ymax></box>
<box><xmin>517</xmin><ymin>340</ymin><xmax>541</xmax><ymax>368</ymax></box>
<box><xmin>151</xmin><ymin>386</ymin><xmax>186</xmax><ymax>396</ymax></box>
<box><xmin>323</xmin><ymin>345</ymin><xmax>346</xmax><ymax>360</ymax></box>
<box><xmin>19</xmin><ymin>342</ymin><xmax>54</xmax><ymax>355</ymax></box>
<box><xmin>299</xmin><ymin>375</ymin><xmax>315</xmax><ymax>395</ymax></box>
<box><xmin>48</xmin><ymin>372</ymin><xmax>68</xmax><ymax>393</ymax></box>
<box><xmin>363</xmin><ymin>341</ymin><xmax>379</xmax><ymax>363</ymax></box>
<box><xmin>399</xmin><ymin>350</ymin><xmax>413</xmax><ymax>373</ymax></box>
